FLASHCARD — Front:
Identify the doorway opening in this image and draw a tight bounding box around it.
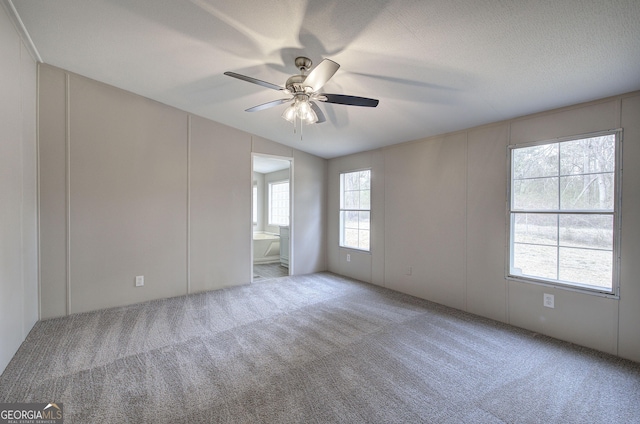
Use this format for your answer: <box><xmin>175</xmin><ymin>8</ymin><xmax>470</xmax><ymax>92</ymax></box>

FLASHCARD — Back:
<box><xmin>252</xmin><ymin>154</ymin><xmax>292</xmax><ymax>281</ymax></box>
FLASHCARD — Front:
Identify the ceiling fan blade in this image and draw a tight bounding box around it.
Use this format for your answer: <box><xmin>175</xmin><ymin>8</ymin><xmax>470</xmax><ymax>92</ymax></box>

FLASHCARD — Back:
<box><xmin>303</xmin><ymin>59</ymin><xmax>340</xmax><ymax>92</ymax></box>
<box><xmin>309</xmin><ymin>102</ymin><xmax>326</xmax><ymax>123</ymax></box>
<box><xmin>320</xmin><ymin>94</ymin><xmax>379</xmax><ymax>107</ymax></box>
<box><xmin>224</xmin><ymin>71</ymin><xmax>286</xmax><ymax>91</ymax></box>
<box><xmin>245</xmin><ymin>98</ymin><xmax>291</xmax><ymax>112</ymax></box>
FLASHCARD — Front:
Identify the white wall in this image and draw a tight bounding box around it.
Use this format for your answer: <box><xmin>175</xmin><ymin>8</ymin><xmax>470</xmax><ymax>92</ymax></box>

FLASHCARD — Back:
<box><xmin>618</xmin><ymin>95</ymin><xmax>640</xmax><ymax>360</ymax></box>
<box><xmin>385</xmin><ymin>133</ymin><xmax>468</xmax><ymax>310</ymax></box>
<box><xmin>189</xmin><ymin>115</ymin><xmax>252</xmax><ymax>293</ymax></box>
<box><xmin>38</xmin><ymin>65</ymin><xmax>327</xmax><ymax>318</ymax></box>
<box><xmin>328</xmin><ymin>93</ymin><xmax>640</xmax><ymax>362</ymax></box>
<box><xmin>71</xmin><ymin>74</ymin><xmax>189</xmax><ymax>313</ymax></box>
<box><xmin>0</xmin><ymin>5</ymin><xmax>38</xmax><ymax>374</ymax></box>
<box><xmin>293</xmin><ymin>149</ymin><xmax>328</xmax><ymax>275</ymax></box>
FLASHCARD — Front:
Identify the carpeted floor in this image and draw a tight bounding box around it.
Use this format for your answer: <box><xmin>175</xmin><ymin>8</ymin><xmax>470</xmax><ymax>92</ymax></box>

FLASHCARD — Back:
<box><xmin>1</xmin><ymin>272</ymin><xmax>639</xmax><ymax>423</ymax></box>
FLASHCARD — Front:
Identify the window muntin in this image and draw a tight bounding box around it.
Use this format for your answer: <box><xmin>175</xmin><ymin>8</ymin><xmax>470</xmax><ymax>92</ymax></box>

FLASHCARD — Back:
<box><xmin>508</xmin><ymin>131</ymin><xmax>620</xmax><ymax>294</ymax></box>
<box><xmin>268</xmin><ymin>180</ymin><xmax>289</xmax><ymax>226</ymax></box>
<box><xmin>340</xmin><ymin>169</ymin><xmax>371</xmax><ymax>251</ymax></box>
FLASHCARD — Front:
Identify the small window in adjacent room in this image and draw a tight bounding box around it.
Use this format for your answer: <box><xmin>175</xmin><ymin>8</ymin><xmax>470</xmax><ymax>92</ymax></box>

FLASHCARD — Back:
<box><xmin>340</xmin><ymin>169</ymin><xmax>371</xmax><ymax>251</ymax></box>
<box><xmin>268</xmin><ymin>180</ymin><xmax>289</xmax><ymax>226</ymax></box>
<box><xmin>252</xmin><ymin>182</ymin><xmax>258</xmax><ymax>225</ymax></box>
<box><xmin>508</xmin><ymin>130</ymin><xmax>621</xmax><ymax>295</ymax></box>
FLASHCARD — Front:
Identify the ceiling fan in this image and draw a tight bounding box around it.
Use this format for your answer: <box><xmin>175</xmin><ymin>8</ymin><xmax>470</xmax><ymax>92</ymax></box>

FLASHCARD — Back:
<box><xmin>224</xmin><ymin>57</ymin><xmax>379</xmax><ymax>126</ymax></box>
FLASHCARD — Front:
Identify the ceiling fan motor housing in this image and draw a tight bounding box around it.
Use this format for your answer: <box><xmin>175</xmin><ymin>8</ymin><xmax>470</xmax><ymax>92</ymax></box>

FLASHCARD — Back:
<box><xmin>285</xmin><ymin>57</ymin><xmax>315</xmax><ymax>94</ymax></box>
<box><xmin>285</xmin><ymin>74</ymin><xmax>308</xmax><ymax>94</ymax></box>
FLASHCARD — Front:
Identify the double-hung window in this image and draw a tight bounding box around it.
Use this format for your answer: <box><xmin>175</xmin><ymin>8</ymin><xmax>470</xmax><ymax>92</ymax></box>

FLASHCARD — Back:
<box><xmin>340</xmin><ymin>169</ymin><xmax>371</xmax><ymax>251</ymax></box>
<box><xmin>252</xmin><ymin>183</ymin><xmax>258</xmax><ymax>225</ymax></box>
<box><xmin>268</xmin><ymin>180</ymin><xmax>289</xmax><ymax>226</ymax></box>
<box><xmin>508</xmin><ymin>130</ymin><xmax>621</xmax><ymax>295</ymax></box>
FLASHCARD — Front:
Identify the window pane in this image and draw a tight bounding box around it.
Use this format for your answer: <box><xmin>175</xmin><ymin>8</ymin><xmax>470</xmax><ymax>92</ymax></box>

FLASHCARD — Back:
<box><xmin>345</xmin><ymin>211</ymin><xmax>359</xmax><ymax>229</ymax></box>
<box><xmin>559</xmin><ymin>247</ymin><xmax>612</xmax><ymax>289</ymax></box>
<box><xmin>560</xmin><ymin>174</ymin><xmax>614</xmax><ymax>210</ymax></box>
<box><xmin>513</xmin><ymin>213</ymin><xmax>557</xmax><ymax>245</ymax></box>
<box><xmin>345</xmin><ymin>172</ymin><xmax>359</xmax><ymax>191</ymax></box>
<box><xmin>344</xmin><ymin>191</ymin><xmax>359</xmax><ymax>209</ymax></box>
<box><xmin>560</xmin><ymin>135</ymin><xmax>615</xmax><ymax>175</ymax></box>
<box><xmin>344</xmin><ymin>229</ymin><xmax>359</xmax><ymax>248</ymax></box>
<box><xmin>512</xmin><ymin>244</ymin><xmax>557</xmax><ymax>280</ymax></box>
<box><xmin>359</xmin><ymin>211</ymin><xmax>370</xmax><ymax>230</ymax></box>
<box><xmin>359</xmin><ymin>170</ymin><xmax>371</xmax><ymax>190</ymax></box>
<box><xmin>339</xmin><ymin>174</ymin><xmax>345</xmax><ymax>208</ymax></box>
<box><xmin>513</xmin><ymin>144</ymin><xmax>558</xmax><ymax>179</ymax></box>
<box><xmin>268</xmin><ymin>181</ymin><xmax>289</xmax><ymax>226</ymax></box>
<box><xmin>359</xmin><ymin>189</ymin><xmax>370</xmax><ymax>209</ymax></box>
<box><xmin>252</xmin><ymin>185</ymin><xmax>257</xmax><ymax>223</ymax></box>
<box><xmin>359</xmin><ymin>230</ymin><xmax>370</xmax><ymax>251</ymax></box>
<box><xmin>513</xmin><ymin>177</ymin><xmax>558</xmax><ymax>210</ymax></box>
<box><xmin>559</xmin><ymin>214</ymin><xmax>613</xmax><ymax>250</ymax></box>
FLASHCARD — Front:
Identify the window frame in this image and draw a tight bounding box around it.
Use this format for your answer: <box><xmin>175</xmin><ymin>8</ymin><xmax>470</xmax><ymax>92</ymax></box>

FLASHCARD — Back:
<box><xmin>506</xmin><ymin>129</ymin><xmax>622</xmax><ymax>297</ymax></box>
<box><xmin>339</xmin><ymin>168</ymin><xmax>372</xmax><ymax>252</ymax></box>
<box><xmin>268</xmin><ymin>179</ymin><xmax>290</xmax><ymax>227</ymax></box>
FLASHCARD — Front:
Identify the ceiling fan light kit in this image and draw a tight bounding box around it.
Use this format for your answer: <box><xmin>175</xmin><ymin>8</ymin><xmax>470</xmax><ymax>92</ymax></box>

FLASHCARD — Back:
<box><xmin>224</xmin><ymin>56</ymin><xmax>379</xmax><ymax>135</ymax></box>
<box><xmin>281</xmin><ymin>95</ymin><xmax>318</xmax><ymax>124</ymax></box>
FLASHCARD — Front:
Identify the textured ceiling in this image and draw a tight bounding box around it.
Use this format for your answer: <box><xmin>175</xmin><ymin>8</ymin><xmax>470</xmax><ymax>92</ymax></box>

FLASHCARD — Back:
<box><xmin>9</xmin><ymin>0</ymin><xmax>640</xmax><ymax>158</ymax></box>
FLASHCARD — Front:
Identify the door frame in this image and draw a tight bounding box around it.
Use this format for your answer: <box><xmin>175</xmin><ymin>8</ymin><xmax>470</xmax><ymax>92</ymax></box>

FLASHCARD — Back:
<box><xmin>251</xmin><ymin>153</ymin><xmax>294</xmax><ymax>281</ymax></box>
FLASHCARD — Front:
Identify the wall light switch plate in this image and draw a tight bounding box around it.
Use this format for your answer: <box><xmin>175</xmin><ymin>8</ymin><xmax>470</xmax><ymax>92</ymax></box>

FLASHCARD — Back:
<box><xmin>346</xmin><ymin>254</ymin><xmax>351</xmax><ymax>262</ymax></box>
<box><xmin>135</xmin><ymin>275</ymin><xmax>144</xmax><ymax>287</ymax></box>
<box><xmin>543</xmin><ymin>293</ymin><xmax>554</xmax><ymax>308</ymax></box>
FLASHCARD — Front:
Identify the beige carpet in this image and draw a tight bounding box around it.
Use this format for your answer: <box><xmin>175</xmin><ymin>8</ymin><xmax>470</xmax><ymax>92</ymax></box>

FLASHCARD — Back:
<box><xmin>1</xmin><ymin>272</ymin><xmax>639</xmax><ymax>423</ymax></box>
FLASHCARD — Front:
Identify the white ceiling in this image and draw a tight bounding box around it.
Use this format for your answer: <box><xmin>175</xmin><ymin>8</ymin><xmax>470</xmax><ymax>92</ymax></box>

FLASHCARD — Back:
<box><xmin>8</xmin><ymin>0</ymin><xmax>640</xmax><ymax>159</ymax></box>
<box><xmin>253</xmin><ymin>155</ymin><xmax>290</xmax><ymax>174</ymax></box>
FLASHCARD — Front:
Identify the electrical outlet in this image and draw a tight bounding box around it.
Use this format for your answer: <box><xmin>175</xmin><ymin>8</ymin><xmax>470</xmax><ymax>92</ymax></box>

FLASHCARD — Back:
<box><xmin>543</xmin><ymin>293</ymin><xmax>554</xmax><ymax>308</ymax></box>
<box><xmin>406</xmin><ymin>266</ymin><xmax>413</xmax><ymax>276</ymax></box>
<box><xmin>346</xmin><ymin>254</ymin><xmax>351</xmax><ymax>262</ymax></box>
<box><xmin>135</xmin><ymin>275</ymin><xmax>144</xmax><ymax>287</ymax></box>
